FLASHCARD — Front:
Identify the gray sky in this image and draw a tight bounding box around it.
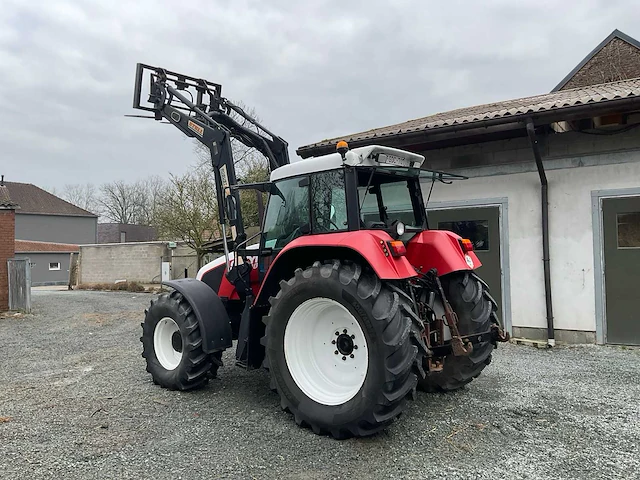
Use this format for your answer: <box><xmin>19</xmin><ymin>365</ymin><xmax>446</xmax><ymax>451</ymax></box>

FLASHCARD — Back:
<box><xmin>1</xmin><ymin>0</ymin><xmax>638</xmax><ymax>192</ymax></box>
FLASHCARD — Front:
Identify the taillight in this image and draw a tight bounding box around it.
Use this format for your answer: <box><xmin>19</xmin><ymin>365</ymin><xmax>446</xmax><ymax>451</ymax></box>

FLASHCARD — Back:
<box><xmin>459</xmin><ymin>238</ymin><xmax>474</xmax><ymax>252</ymax></box>
<box><xmin>387</xmin><ymin>240</ymin><xmax>406</xmax><ymax>257</ymax></box>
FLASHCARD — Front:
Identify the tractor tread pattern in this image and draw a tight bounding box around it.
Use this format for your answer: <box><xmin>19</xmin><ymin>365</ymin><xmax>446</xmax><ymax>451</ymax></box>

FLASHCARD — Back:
<box><xmin>141</xmin><ymin>292</ymin><xmax>222</xmax><ymax>390</ymax></box>
<box><xmin>262</xmin><ymin>260</ymin><xmax>417</xmax><ymax>439</ymax></box>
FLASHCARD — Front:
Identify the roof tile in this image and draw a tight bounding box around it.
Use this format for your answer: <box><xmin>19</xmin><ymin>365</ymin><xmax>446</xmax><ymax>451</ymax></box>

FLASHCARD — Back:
<box><xmin>298</xmin><ymin>77</ymin><xmax>640</xmax><ymax>155</ymax></box>
<box><xmin>3</xmin><ymin>181</ymin><xmax>96</xmax><ymax>217</ymax></box>
<box><xmin>15</xmin><ymin>240</ymin><xmax>79</xmax><ymax>253</ymax></box>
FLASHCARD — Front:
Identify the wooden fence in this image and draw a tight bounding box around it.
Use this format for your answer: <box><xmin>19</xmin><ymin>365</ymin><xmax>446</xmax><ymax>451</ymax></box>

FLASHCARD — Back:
<box><xmin>8</xmin><ymin>258</ymin><xmax>31</xmax><ymax>312</ymax></box>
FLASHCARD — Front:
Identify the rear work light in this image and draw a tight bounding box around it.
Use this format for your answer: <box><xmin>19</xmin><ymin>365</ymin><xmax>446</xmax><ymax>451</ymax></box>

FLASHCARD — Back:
<box><xmin>459</xmin><ymin>238</ymin><xmax>474</xmax><ymax>252</ymax></box>
<box><xmin>387</xmin><ymin>240</ymin><xmax>406</xmax><ymax>257</ymax></box>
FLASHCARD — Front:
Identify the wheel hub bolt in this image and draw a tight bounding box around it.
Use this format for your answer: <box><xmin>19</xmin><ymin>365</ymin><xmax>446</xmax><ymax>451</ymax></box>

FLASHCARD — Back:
<box><xmin>343</xmin><ymin>329</ymin><xmax>347</xmax><ymax>334</ymax></box>
<box><xmin>354</xmin><ymin>345</ymin><xmax>358</xmax><ymax>350</ymax></box>
<box><xmin>335</xmin><ymin>331</ymin><xmax>339</xmax><ymax>336</ymax></box>
<box><xmin>351</xmin><ymin>334</ymin><xmax>355</xmax><ymax>339</ymax></box>
<box><xmin>342</xmin><ymin>356</ymin><xmax>346</xmax><ymax>361</ymax></box>
<box><xmin>331</xmin><ymin>340</ymin><xmax>336</xmax><ymax>344</ymax></box>
<box><xmin>350</xmin><ymin>354</ymin><xmax>354</xmax><ymax>358</ymax></box>
<box><xmin>334</xmin><ymin>350</ymin><xmax>339</xmax><ymax>355</ymax></box>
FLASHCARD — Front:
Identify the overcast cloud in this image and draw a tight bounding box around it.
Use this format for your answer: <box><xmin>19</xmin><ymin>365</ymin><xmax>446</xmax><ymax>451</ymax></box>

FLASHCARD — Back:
<box><xmin>1</xmin><ymin>0</ymin><xmax>639</xmax><ymax>191</ymax></box>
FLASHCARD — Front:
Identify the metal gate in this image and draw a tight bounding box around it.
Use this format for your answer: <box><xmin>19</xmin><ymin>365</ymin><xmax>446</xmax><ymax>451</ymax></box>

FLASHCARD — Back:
<box><xmin>8</xmin><ymin>257</ymin><xmax>31</xmax><ymax>312</ymax></box>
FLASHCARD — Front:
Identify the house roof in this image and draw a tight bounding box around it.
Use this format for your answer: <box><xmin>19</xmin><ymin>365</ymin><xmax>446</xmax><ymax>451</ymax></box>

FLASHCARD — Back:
<box><xmin>551</xmin><ymin>29</ymin><xmax>640</xmax><ymax>92</ymax></box>
<box><xmin>297</xmin><ymin>77</ymin><xmax>640</xmax><ymax>158</ymax></box>
<box><xmin>3</xmin><ymin>181</ymin><xmax>97</xmax><ymax>217</ymax></box>
<box><xmin>15</xmin><ymin>239</ymin><xmax>79</xmax><ymax>253</ymax></box>
<box><xmin>0</xmin><ymin>186</ymin><xmax>18</xmax><ymax>209</ymax></box>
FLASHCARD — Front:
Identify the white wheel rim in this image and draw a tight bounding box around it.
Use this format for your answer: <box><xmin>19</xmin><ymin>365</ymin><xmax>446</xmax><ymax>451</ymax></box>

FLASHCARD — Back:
<box><xmin>284</xmin><ymin>297</ymin><xmax>369</xmax><ymax>406</ymax></box>
<box><xmin>153</xmin><ymin>317</ymin><xmax>183</xmax><ymax>370</ymax></box>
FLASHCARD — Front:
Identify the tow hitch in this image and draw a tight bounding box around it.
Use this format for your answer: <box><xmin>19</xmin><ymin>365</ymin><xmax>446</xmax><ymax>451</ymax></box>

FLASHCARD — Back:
<box><xmin>434</xmin><ymin>276</ymin><xmax>473</xmax><ymax>356</ymax></box>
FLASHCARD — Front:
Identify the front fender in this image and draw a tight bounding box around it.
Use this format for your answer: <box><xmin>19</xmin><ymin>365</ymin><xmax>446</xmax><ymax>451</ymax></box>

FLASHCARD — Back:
<box><xmin>254</xmin><ymin>231</ymin><xmax>417</xmax><ymax>306</ymax></box>
<box><xmin>162</xmin><ymin>278</ymin><xmax>233</xmax><ymax>353</ymax></box>
<box><xmin>281</xmin><ymin>231</ymin><xmax>417</xmax><ymax>279</ymax></box>
<box><xmin>405</xmin><ymin>230</ymin><xmax>482</xmax><ymax>276</ymax></box>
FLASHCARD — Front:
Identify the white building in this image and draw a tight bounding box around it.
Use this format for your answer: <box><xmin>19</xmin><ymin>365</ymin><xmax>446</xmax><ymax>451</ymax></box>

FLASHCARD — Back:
<box><xmin>297</xmin><ymin>29</ymin><xmax>640</xmax><ymax>346</ymax></box>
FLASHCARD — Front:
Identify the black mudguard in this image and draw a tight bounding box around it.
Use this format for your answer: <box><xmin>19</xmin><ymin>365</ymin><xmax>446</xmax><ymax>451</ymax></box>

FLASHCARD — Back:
<box><xmin>162</xmin><ymin>278</ymin><xmax>233</xmax><ymax>353</ymax></box>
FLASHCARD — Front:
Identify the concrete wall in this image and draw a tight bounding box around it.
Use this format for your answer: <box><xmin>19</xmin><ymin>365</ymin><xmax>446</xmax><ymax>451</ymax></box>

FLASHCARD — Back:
<box><xmin>169</xmin><ymin>244</ymin><xmax>200</xmax><ymax>279</ymax></box>
<box><xmin>424</xmin><ymin>140</ymin><xmax>640</xmax><ymax>338</ymax></box>
<box><xmin>16</xmin><ymin>214</ymin><xmax>97</xmax><ymax>244</ymax></box>
<box><xmin>78</xmin><ymin>242</ymin><xmax>169</xmax><ymax>284</ymax></box>
<box><xmin>15</xmin><ymin>252</ymin><xmax>73</xmax><ymax>286</ymax></box>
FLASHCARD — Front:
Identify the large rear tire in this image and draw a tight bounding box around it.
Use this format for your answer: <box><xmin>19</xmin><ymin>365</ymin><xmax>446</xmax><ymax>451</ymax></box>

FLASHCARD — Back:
<box><xmin>418</xmin><ymin>271</ymin><xmax>497</xmax><ymax>392</ymax></box>
<box><xmin>141</xmin><ymin>291</ymin><xmax>221</xmax><ymax>390</ymax></box>
<box><xmin>262</xmin><ymin>260</ymin><xmax>417</xmax><ymax>439</ymax></box>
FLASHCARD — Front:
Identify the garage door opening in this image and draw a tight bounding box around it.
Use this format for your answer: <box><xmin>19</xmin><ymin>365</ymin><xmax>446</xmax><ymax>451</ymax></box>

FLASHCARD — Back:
<box><xmin>602</xmin><ymin>196</ymin><xmax>640</xmax><ymax>345</ymax></box>
<box><xmin>428</xmin><ymin>206</ymin><xmax>503</xmax><ymax>322</ymax></box>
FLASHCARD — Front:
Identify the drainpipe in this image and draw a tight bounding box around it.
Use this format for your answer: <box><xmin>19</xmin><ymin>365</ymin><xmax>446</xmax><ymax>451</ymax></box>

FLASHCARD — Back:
<box><xmin>525</xmin><ymin>119</ymin><xmax>555</xmax><ymax>347</ymax></box>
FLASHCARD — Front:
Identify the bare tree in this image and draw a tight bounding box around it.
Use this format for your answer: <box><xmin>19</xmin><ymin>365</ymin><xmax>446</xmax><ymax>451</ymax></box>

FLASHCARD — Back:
<box><xmin>59</xmin><ymin>183</ymin><xmax>99</xmax><ymax>214</ymax></box>
<box><xmin>155</xmin><ymin>169</ymin><xmax>221</xmax><ymax>268</ymax></box>
<box><xmin>137</xmin><ymin>175</ymin><xmax>167</xmax><ymax>226</ymax></box>
<box><xmin>99</xmin><ymin>180</ymin><xmax>148</xmax><ymax>224</ymax></box>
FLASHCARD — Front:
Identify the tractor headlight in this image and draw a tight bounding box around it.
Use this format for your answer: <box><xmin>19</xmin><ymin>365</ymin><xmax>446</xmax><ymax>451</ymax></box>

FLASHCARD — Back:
<box><xmin>396</xmin><ymin>221</ymin><xmax>405</xmax><ymax>237</ymax></box>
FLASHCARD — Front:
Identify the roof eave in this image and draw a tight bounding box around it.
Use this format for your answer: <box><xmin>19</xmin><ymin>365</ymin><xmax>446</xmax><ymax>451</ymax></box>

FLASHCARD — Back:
<box><xmin>16</xmin><ymin>211</ymin><xmax>98</xmax><ymax>218</ymax></box>
<box><xmin>297</xmin><ymin>95</ymin><xmax>640</xmax><ymax>158</ymax></box>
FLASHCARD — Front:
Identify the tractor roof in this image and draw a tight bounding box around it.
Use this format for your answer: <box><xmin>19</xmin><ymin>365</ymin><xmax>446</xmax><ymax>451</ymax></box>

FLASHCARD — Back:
<box><xmin>271</xmin><ymin>145</ymin><xmax>425</xmax><ymax>182</ymax></box>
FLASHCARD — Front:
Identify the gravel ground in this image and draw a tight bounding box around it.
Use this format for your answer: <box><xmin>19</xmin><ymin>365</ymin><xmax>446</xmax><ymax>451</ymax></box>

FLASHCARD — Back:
<box><xmin>0</xmin><ymin>290</ymin><xmax>639</xmax><ymax>480</ymax></box>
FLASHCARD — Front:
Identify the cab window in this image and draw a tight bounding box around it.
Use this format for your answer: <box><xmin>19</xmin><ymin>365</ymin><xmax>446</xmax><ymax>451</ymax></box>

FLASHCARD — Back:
<box><xmin>311</xmin><ymin>170</ymin><xmax>347</xmax><ymax>232</ymax></box>
<box><xmin>263</xmin><ymin>176</ymin><xmax>310</xmax><ymax>250</ymax></box>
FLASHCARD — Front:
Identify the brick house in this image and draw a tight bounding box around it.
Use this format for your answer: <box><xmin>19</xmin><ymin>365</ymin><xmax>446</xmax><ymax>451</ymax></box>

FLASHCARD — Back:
<box><xmin>0</xmin><ymin>182</ymin><xmax>17</xmax><ymax>310</ymax></box>
<box><xmin>2</xmin><ymin>177</ymin><xmax>97</xmax><ymax>286</ymax></box>
<box><xmin>297</xmin><ymin>29</ymin><xmax>640</xmax><ymax>346</ymax></box>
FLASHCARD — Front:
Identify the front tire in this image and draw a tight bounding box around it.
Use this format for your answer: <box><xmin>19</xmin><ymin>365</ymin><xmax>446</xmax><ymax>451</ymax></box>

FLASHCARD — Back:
<box><xmin>141</xmin><ymin>290</ymin><xmax>220</xmax><ymax>390</ymax></box>
<box><xmin>262</xmin><ymin>260</ymin><xmax>417</xmax><ymax>439</ymax></box>
<box><xmin>418</xmin><ymin>271</ymin><xmax>498</xmax><ymax>392</ymax></box>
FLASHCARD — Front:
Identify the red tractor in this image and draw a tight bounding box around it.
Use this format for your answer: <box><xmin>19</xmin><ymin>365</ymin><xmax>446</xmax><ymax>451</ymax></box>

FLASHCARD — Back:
<box><xmin>134</xmin><ymin>64</ymin><xmax>509</xmax><ymax>439</ymax></box>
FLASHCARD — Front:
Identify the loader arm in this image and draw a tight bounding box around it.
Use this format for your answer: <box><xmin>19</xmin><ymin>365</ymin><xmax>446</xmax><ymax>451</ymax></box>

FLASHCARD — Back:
<box><xmin>132</xmin><ymin>63</ymin><xmax>290</xmax><ymax>264</ymax></box>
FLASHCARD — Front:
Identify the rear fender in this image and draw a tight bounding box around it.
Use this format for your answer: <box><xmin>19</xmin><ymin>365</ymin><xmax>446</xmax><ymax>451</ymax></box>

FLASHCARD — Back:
<box><xmin>405</xmin><ymin>230</ymin><xmax>482</xmax><ymax>276</ymax></box>
<box><xmin>254</xmin><ymin>231</ymin><xmax>417</xmax><ymax>306</ymax></box>
<box><xmin>162</xmin><ymin>278</ymin><xmax>233</xmax><ymax>353</ymax></box>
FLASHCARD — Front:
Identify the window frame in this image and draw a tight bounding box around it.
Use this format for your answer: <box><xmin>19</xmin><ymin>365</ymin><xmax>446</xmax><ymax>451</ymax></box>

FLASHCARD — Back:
<box><xmin>616</xmin><ymin>212</ymin><xmax>640</xmax><ymax>249</ymax></box>
<box><xmin>310</xmin><ymin>169</ymin><xmax>349</xmax><ymax>234</ymax></box>
<box><xmin>49</xmin><ymin>262</ymin><xmax>61</xmax><ymax>271</ymax></box>
<box><xmin>261</xmin><ymin>173</ymin><xmax>311</xmax><ymax>251</ymax></box>
<box><xmin>354</xmin><ymin>167</ymin><xmax>427</xmax><ymax>231</ymax></box>
<box><xmin>437</xmin><ymin>219</ymin><xmax>491</xmax><ymax>252</ymax></box>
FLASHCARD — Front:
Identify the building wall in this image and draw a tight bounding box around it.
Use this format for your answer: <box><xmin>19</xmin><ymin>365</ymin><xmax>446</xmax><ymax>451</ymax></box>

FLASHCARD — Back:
<box><xmin>14</xmin><ymin>252</ymin><xmax>73</xmax><ymax>286</ymax></box>
<box><xmin>78</xmin><ymin>242</ymin><xmax>169</xmax><ymax>284</ymax></box>
<box><xmin>169</xmin><ymin>244</ymin><xmax>200</xmax><ymax>279</ymax></box>
<box><xmin>425</xmin><ymin>147</ymin><xmax>640</xmax><ymax>335</ymax></box>
<box><xmin>0</xmin><ymin>209</ymin><xmax>15</xmax><ymax>310</ymax></box>
<box><xmin>560</xmin><ymin>37</ymin><xmax>640</xmax><ymax>90</ymax></box>
<box><xmin>97</xmin><ymin>223</ymin><xmax>157</xmax><ymax>244</ymax></box>
<box><xmin>16</xmin><ymin>214</ymin><xmax>97</xmax><ymax>244</ymax></box>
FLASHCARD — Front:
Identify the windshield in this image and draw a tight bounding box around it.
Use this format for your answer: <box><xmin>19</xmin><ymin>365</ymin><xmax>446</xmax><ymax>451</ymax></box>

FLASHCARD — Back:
<box><xmin>357</xmin><ymin>168</ymin><xmax>423</xmax><ymax>229</ymax></box>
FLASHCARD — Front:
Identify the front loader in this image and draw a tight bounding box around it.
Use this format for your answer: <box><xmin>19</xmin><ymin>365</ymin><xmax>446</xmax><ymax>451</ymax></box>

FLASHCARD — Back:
<box><xmin>133</xmin><ymin>64</ymin><xmax>509</xmax><ymax>439</ymax></box>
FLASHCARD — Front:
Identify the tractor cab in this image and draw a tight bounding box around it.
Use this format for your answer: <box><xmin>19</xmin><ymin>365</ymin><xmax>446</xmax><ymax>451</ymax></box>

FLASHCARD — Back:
<box><xmin>260</xmin><ymin>143</ymin><xmax>465</xmax><ymax>254</ymax></box>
